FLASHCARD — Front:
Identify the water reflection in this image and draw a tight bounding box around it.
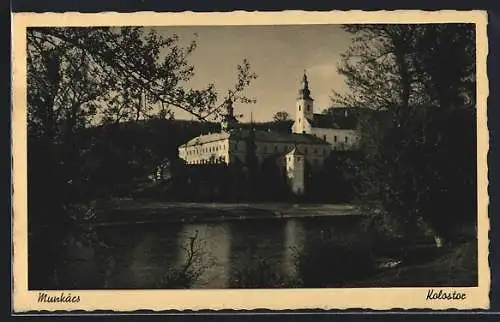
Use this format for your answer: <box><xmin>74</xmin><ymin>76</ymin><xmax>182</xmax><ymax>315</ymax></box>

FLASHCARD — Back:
<box><xmin>59</xmin><ymin>216</ymin><xmax>361</xmax><ymax>289</ymax></box>
<box><xmin>228</xmin><ymin>219</ymin><xmax>285</xmax><ymax>287</ymax></box>
<box><xmin>282</xmin><ymin>219</ymin><xmax>306</xmax><ymax>279</ymax></box>
<box><xmin>96</xmin><ymin>224</ymin><xmax>182</xmax><ymax>288</ymax></box>
<box><xmin>178</xmin><ymin>223</ymin><xmax>231</xmax><ymax>288</ymax></box>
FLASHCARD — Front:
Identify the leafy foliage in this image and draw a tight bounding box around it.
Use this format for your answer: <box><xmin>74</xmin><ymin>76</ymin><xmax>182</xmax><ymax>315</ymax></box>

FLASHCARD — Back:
<box><xmin>272</xmin><ymin>110</ymin><xmax>291</xmax><ymax>122</ymax></box>
<box><xmin>333</xmin><ymin>24</ymin><xmax>477</xmax><ymax>242</ymax></box>
<box><xmin>27</xmin><ymin>26</ymin><xmax>257</xmax><ymax>289</ymax></box>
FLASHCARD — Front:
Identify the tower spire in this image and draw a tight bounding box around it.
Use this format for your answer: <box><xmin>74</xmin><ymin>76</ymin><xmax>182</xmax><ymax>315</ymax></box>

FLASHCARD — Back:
<box><xmin>299</xmin><ymin>70</ymin><xmax>311</xmax><ymax>99</ymax></box>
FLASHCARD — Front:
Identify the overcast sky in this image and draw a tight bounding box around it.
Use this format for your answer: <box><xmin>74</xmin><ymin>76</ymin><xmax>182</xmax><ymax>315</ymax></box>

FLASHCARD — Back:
<box><xmin>153</xmin><ymin>25</ymin><xmax>353</xmax><ymax>122</ymax></box>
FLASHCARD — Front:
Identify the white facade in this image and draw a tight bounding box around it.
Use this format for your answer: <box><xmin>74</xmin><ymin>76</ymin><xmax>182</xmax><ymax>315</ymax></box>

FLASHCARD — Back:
<box><xmin>291</xmin><ymin>72</ymin><xmax>360</xmax><ymax>151</ymax></box>
<box><xmin>178</xmin><ymin>133</ymin><xmax>330</xmax><ymax>168</ymax></box>
<box><xmin>310</xmin><ymin>128</ymin><xmax>359</xmax><ymax>150</ymax></box>
<box><xmin>286</xmin><ymin>148</ymin><xmax>305</xmax><ymax>195</ymax></box>
<box><xmin>178</xmin><ymin>135</ymin><xmax>231</xmax><ymax>165</ymax></box>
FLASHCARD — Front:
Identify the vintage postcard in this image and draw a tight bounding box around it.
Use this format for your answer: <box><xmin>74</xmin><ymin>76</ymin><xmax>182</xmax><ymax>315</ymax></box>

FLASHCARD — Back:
<box><xmin>11</xmin><ymin>10</ymin><xmax>490</xmax><ymax>312</ymax></box>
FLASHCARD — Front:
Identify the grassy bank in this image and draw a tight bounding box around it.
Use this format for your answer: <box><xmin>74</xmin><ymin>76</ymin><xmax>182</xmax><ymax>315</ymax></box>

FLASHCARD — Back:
<box><xmin>351</xmin><ymin>240</ymin><xmax>478</xmax><ymax>287</ymax></box>
<box><xmin>229</xmin><ymin>238</ymin><xmax>477</xmax><ymax>289</ymax></box>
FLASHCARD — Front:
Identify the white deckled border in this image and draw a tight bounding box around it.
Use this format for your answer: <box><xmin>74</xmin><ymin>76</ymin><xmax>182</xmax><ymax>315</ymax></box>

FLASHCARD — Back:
<box><xmin>11</xmin><ymin>10</ymin><xmax>490</xmax><ymax>312</ymax></box>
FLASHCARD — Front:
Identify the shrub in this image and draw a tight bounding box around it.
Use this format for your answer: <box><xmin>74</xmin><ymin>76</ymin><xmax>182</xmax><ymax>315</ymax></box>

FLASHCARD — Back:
<box><xmin>229</xmin><ymin>258</ymin><xmax>297</xmax><ymax>288</ymax></box>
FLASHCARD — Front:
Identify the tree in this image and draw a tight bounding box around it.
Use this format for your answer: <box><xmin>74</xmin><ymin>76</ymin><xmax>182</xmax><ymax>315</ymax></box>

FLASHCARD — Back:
<box><xmin>333</xmin><ymin>24</ymin><xmax>476</xmax><ymax>246</ymax></box>
<box><xmin>273</xmin><ymin>110</ymin><xmax>291</xmax><ymax>122</ymax></box>
<box><xmin>27</xmin><ymin>26</ymin><xmax>257</xmax><ymax>288</ymax></box>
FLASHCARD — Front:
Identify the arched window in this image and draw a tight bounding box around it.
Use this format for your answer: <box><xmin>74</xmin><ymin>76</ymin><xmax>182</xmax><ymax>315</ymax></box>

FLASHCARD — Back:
<box><xmin>323</xmin><ymin>134</ymin><xmax>327</xmax><ymax>141</ymax></box>
<box><xmin>334</xmin><ymin>135</ymin><xmax>338</xmax><ymax>142</ymax></box>
<box><xmin>345</xmin><ymin>136</ymin><xmax>348</xmax><ymax>143</ymax></box>
<box><xmin>299</xmin><ymin>105</ymin><xmax>301</xmax><ymax>111</ymax></box>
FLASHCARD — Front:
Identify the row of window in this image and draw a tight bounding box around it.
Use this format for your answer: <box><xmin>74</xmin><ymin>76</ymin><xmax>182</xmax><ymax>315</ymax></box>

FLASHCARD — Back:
<box><xmin>261</xmin><ymin>144</ymin><xmax>325</xmax><ymax>155</ymax></box>
<box><xmin>316</xmin><ymin>134</ymin><xmax>349</xmax><ymax>143</ymax></box>
<box><xmin>185</xmin><ymin>153</ymin><xmax>329</xmax><ymax>169</ymax></box>
<box><xmin>187</xmin><ymin>155</ymin><xmax>323</xmax><ymax>168</ymax></box>
<box><xmin>185</xmin><ymin>144</ymin><xmax>227</xmax><ymax>156</ymax></box>
<box><xmin>184</xmin><ymin>143</ymin><xmax>329</xmax><ymax>156</ymax></box>
<box><xmin>188</xmin><ymin>156</ymin><xmax>227</xmax><ymax>165</ymax></box>
<box><xmin>294</xmin><ymin>128</ymin><xmax>352</xmax><ymax>145</ymax></box>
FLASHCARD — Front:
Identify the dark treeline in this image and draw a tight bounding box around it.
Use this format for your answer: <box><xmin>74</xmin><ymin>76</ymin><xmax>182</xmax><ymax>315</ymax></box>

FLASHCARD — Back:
<box><xmin>333</xmin><ymin>24</ymin><xmax>477</xmax><ymax>247</ymax></box>
<box><xmin>31</xmin><ymin>117</ymin><xmax>351</xmax><ymax>204</ymax></box>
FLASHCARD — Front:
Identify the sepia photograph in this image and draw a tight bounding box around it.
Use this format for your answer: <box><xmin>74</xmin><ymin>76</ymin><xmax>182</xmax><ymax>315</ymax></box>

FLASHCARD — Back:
<box><xmin>12</xmin><ymin>11</ymin><xmax>490</xmax><ymax>311</ymax></box>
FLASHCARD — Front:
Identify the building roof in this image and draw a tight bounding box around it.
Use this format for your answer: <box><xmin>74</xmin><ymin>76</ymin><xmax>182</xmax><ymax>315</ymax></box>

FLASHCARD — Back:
<box><xmin>183</xmin><ymin>132</ymin><xmax>231</xmax><ymax>146</ymax></box>
<box><xmin>180</xmin><ymin>128</ymin><xmax>330</xmax><ymax>147</ymax></box>
<box><xmin>254</xmin><ymin>131</ymin><xmax>329</xmax><ymax>145</ymax></box>
<box><xmin>309</xmin><ymin>107</ymin><xmax>368</xmax><ymax>130</ymax></box>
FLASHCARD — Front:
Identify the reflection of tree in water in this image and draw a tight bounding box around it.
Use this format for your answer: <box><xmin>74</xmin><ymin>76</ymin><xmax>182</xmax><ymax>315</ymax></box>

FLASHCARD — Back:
<box><xmin>57</xmin><ymin>220</ymin><xmax>201</xmax><ymax>289</ymax></box>
<box><xmin>291</xmin><ymin>217</ymin><xmax>377</xmax><ymax>288</ymax></box>
<box><xmin>157</xmin><ymin>229</ymin><xmax>216</xmax><ymax>289</ymax></box>
<box><xmin>97</xmin><ymin>224</ymin><xmax>179</xmax><ymax>289</ymax></box>
<box><xmin>228</xmin><ymin>220</ymin><xmax>287</xmax><ymax>288</ymax></box>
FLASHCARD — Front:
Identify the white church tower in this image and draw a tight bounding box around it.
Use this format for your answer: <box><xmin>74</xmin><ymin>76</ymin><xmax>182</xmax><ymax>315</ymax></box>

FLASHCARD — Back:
<box><xmin>292</xmin><ymin>71</ymin><xmax>314</xmax><ymax>134</ymax></box>
<box><xmin>286</xmin><ymin>147</ymin><xmax>305</xmax><ymax>195</ymax></box>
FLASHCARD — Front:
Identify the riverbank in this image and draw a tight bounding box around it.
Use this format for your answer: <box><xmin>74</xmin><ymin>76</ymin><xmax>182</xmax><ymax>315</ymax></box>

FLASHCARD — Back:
<box><xmin>350</xmin><ymin>240</ymin><xmax>477</xmax><ymax>287</ymax></box>
<box><xmin>90</xmin><ymin>199</ymin><xmax>362</xmax><ymax>225</ymax></box>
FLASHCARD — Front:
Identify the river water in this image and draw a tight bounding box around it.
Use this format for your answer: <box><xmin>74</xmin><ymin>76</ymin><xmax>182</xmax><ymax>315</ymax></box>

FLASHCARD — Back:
<box><xmin>59</xmin><ymin>214</ymin><xmax>364</xmax><ymax>289</ymax></box>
